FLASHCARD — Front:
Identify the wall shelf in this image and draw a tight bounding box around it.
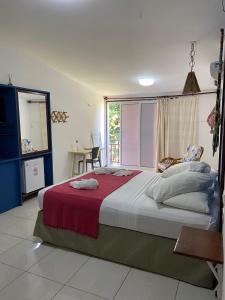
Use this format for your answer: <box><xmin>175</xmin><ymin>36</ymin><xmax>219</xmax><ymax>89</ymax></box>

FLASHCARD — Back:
<box><xmin>0</xmin><ymin>157</ymin><xmax>19</xmax><ymax>164</ymax></box>
<box><xmin>20</xmin><ymin>151</ymin><xmax>52</xmax><ymax>160</ymax></box>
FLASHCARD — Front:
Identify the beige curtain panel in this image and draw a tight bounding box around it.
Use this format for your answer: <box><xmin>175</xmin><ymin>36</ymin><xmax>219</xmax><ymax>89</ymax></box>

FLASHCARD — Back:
<box><xmin>40</xmin><ymin>102</ymin><xmax>48</xmax><ymax>150</ymax></box>
<box><xmin>156</xmin><ymin>95</ymin><xmax>199</xmax><ymax>163</ymax></box>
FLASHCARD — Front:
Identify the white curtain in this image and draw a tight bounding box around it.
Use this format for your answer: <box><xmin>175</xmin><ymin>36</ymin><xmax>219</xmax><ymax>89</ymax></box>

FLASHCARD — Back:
<box><xmin>156</xmin><ymin>95</ymin><xmax>199</xmax><ymax>163</ymax></box>
<box><xmin>39</xmin><ymin>103</ymin><xmax>48</xmax><ymax>150</ymax></box>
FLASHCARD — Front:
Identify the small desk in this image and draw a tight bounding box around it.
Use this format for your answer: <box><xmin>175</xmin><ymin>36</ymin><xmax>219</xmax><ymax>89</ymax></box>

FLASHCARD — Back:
<box><xmin>69</xmin><ymin>150</ymin><xmax>91</xmax><ymax>176</ymax></box>
<box><xmin>174</xmin><ymin>226</ymin><xmax>223</xmax><ymax>297</ymax></box>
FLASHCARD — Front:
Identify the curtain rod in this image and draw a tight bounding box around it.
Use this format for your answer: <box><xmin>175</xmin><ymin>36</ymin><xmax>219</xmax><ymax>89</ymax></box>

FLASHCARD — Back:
<box><xmin>104</xmin><ymin>91</ymin><xmax>216</xmax><ymax>102</ymax></box>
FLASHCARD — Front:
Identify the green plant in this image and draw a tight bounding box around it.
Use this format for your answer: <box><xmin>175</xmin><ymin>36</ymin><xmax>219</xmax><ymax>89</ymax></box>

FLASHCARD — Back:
<box><xmin>109</xmin><ymin>103</ymin><xmax>120</xmax><ymax>142</ymax></box>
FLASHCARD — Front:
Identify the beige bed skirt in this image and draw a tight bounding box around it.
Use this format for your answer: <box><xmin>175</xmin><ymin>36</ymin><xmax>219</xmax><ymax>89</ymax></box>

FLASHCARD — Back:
<box><xmin>34</xmin><ymin>211</ymin><xmax>214</xmax><ymax>289</ymax></box>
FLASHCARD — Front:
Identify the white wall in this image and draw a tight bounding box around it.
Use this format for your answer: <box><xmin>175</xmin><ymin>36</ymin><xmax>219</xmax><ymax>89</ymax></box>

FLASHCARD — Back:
<box><xmin>0</xmin><ymin>43</ymin><xmax>103</xmax><ymax>183</ymax></box>
<box><xmin>198</xmin><ymin>93</ymin><xmax>219</xmax><ymax>170</ymax></box>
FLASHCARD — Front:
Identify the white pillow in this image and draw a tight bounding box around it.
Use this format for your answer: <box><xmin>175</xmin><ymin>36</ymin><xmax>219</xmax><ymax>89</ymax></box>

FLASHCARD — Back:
<box><xmin>163</xmin><ymin>192</ymin><xmax>209</xmax><ymax>214</ymax></box>
<box><xmin>146</xmin><ymin>172</ymin><xmax>212</xmax><ymax>203</ymax></box>
<box><xmin>189</xmin><ymin>161</ymin><xmax>211</xmax><ymax>173</ymax></box>
<box><xmin>161</xmin><ymin>162</ymin><xmax>192</xmax><ymax>178</ymax></box>
<box><xmin>161</xmin><ymin>161</ymin><xmax>211</xmax><ymax>178</ymax></box>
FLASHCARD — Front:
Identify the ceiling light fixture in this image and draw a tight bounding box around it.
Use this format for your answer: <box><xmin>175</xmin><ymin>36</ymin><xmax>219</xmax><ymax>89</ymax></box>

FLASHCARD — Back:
<box><xmin>138</xmin><ymin>78</ymin><xmax>155</xmax><ymax>87</ymax></box>
<box><xmin>182</xmin><ymin>41</ymin><xmax>201</xmax><ymax>94</ymax></box>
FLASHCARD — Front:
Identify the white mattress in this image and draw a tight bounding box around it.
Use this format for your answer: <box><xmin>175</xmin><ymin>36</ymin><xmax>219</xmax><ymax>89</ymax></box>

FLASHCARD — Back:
<box><xmin>38</xmin><ymin>171</ymin><xmax>213</xmax><ymax>239</ymax></box>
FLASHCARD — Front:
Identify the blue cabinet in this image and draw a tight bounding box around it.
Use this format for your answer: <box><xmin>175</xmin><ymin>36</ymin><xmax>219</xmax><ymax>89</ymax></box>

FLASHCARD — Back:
<box><xmin>0</xmin><ymin>84</ymin><xmax>53</xmax><ymax>213</ymax></box>
<box><xmin>0</xmin><ymin>159</ymin><xmax>22</xmax><ymax>212</ymax></box>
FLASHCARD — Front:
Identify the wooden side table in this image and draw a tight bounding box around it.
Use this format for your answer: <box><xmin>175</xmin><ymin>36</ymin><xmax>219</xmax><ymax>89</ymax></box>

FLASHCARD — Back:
<box><xmin>174</xmin><ymin>226</ymin><xmax>223</xmax><ymax>298</ymax></box>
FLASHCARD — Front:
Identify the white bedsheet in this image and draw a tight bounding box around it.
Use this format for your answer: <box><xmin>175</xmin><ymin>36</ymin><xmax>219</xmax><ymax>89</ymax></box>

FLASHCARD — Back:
<box><xmin>38</xmin><ymin>171</ymin><xmax>213</xmax><ymax>239</ymax></box>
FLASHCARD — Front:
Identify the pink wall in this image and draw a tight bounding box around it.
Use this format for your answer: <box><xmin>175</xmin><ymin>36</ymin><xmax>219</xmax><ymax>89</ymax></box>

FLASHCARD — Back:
<box><xmin>140</xmin><ymin>103</ymin><xmax>155</xmax><ymax>167</ymax></box>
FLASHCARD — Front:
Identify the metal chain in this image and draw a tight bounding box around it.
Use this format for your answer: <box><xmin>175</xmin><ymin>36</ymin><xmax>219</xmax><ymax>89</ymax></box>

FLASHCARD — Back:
<box><xmin>189</xmin><ymin>42</ymin><xmax>196</xmax><ymax>72</ymax></box>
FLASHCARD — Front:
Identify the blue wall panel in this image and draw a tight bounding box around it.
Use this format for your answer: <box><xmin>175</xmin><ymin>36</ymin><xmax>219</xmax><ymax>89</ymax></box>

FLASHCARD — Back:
<box><xmin>0</xmin><ymin>160</ymin><xmax>22</xmax><ymax>213</ymax></box>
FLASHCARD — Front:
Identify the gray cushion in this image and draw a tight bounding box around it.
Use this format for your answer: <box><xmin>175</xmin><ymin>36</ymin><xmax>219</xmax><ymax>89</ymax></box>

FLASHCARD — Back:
<box><xmin>146</xmin><ymin>172</ymin><xmax>212</xmax><ymax>203</ymax></box>
<box><xmin>161</xmin><ymin>162</ymin><xmax>192</xmax><ymax>178</ymax></box>
<box><xmin>163</xmin><ymin>192</ymin><xmax>209</xmax><ymax>214</ymax></box>
<box><xmin>162</xmin><ymin>161</ymin><xmax>211</xmax><ymax>178</ymax></box>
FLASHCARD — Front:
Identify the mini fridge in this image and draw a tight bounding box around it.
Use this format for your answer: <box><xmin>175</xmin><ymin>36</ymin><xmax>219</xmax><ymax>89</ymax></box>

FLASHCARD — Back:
<box><xmin>22</xmin><ymin>157</ymin><xmax>45</xmax><ymax>194</ymax></box>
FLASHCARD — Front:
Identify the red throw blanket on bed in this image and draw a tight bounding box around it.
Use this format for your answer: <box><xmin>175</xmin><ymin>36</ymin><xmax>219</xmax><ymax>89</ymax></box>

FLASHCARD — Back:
<box><xmin>43</xmin><ymin>171</ymin><xmax>141</xmax><ymax>238</ymax></box>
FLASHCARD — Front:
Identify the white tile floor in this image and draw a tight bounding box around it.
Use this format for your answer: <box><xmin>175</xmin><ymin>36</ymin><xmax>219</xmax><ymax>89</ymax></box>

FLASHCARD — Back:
<box><xmin>0</xmin><ymin>198</ymin><xmax>217</xmax><ymax>300</ymax></box>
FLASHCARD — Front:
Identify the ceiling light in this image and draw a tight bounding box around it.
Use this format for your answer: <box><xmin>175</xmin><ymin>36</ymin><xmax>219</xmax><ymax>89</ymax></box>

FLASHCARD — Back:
<box><xmin>138</xmin><ymin>78</ymin><xmax>155</xmax><ymax>87</ymax></box>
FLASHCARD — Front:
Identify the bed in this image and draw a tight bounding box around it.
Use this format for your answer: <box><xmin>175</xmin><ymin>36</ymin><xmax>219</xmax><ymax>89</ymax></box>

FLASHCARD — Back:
<box><xmin>34</xmin><ymin>170</ymin><xmax>216</xmax><ymax>288</ymax></box>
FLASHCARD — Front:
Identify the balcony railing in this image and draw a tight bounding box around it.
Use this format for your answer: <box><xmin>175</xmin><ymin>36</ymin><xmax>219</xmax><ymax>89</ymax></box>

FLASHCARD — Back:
<box><xmin>109</xmin><ymin>140</ymin><xmax>120</xmax><ymax>164</ymax></box>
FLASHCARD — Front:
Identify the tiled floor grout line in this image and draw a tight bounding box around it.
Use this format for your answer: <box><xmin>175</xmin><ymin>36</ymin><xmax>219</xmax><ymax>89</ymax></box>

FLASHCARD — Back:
<box><xmin>4</xmin><ymin>214</ymin><xmax>38</xmax><ymax>221</ymax></box>
<box><xmin>174</xmin><ymin>281</ymin><xmax>180</xmax><ymax>300</ymax></box>
<box><xmin>0</xmin><ymin>260</ymin><xmax>28</xmax><ymax>272</ymax></box>
<box><xmin>63</xmin><ymin>285</ymin><xmax>110</xmax><ymax>300</ymax></box>
<box><xmin>0</xmin><ymin>227</ymin><xmax>37</xmax><ymax>241</ymax></box>
<box><xmin>1</xmin><ymin>211</ymin><xmax>38</xmax><ymax>220</ymax></box>
<box><xmin>21</xmin><ymin>250</ymin><xmax>115</xmax><ymax>300</ymax></box>
<box><xmin>0</xmin><ymin>244</ymin><xmax>54</xmax><ymax>273</ymax></box>
<box><xmin>63</xmin><ymin>257</ymin><xmax>130</xmax><ymax>300</ymax></box>
<box><xmin>50</xmin><ymin>284</ymin><xmax>65</xmax><ymax>300</ymax></box>
<box><xmin>27</xmin><ymin>253</ymin><xmax>90</xmax><ymax>285</ymax></box>
<box><xmin>0</xmin><ymin>239</ymin><xmax>24</xmax><ymax>256</ymax></box>
<box><xmin>26</xmin><ymin>248</ymin><xmax>56</xmax><ymax>272</ymax></box>
<box><xmin>26</xmin><ymin>270</ymin><xmax>65</xmax><ymax>285</ymax></box>
<box><xmin>0</xmin><ymin>233</ymin><xmax>34</xmax><ymax>241</ymax></box>
<box><xmin>23</xmin><ymin>243</ymin><xmax>118</xmax><ymax>300</ymax></box>
<box><xmin>63</xmin><ymin>256</ymin><xmax>91</xmax><ymax>285</ymax></box>
<box><xmin>0</xmin><ymin>243</ymin><xmax>55</xmax><ymax>275</ymax></box>
<box><xmin>0</xmin><ymin>204</ymin><xmax>39</xmax><ymax>240</ymax></box>
<box><xmin>112</xmin><ymin>267</ymin><xmax>131</xmax><ymax>300</ymax></box>
<box><xmin>0</xmin><ymin>270</ymin><xmax>26</xmax><ymax>293</ymax></box>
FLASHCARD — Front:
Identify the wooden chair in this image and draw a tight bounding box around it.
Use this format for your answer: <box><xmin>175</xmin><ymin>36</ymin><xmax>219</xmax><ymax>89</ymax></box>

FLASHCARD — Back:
<box><xmin>78</xmin><ymin>147</ymin><xmax>101</xmax><ymax>173</ymax></box>
<box><xmin>158</xmin><ymin>145</ymin><xmax>204</xmax><ymax>173</ymax></box>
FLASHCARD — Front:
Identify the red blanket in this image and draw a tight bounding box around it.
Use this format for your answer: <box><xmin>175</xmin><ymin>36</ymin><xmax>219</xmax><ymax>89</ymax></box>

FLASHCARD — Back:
<box><xmin>43</xmin><ymin>170</ymin><xmax>141</xmax><ymax>238</ymax></box>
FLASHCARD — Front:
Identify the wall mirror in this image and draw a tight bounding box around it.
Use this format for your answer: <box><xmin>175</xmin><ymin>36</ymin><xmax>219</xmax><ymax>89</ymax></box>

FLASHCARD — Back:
<box><xmin>17</xmin><ymin>90</ymin><xmax>49</xmax><ymax>155</ymax></box>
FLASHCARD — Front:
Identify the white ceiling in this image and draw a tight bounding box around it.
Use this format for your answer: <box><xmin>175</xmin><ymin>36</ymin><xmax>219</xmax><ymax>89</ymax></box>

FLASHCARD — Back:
<box><xmin>0</xmin><ymin>0</ymin><xmax>224</xmax><ymax>95</ymax></box>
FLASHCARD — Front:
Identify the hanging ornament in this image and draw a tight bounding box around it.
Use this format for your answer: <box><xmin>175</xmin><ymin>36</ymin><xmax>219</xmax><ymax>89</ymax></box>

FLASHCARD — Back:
<box><xmin>207</xmin><ymin>107</ymin><xmax>215</xmax><ymax>134</ymax></box>
<box><xmin>182</xmin><ymin>42</ymin><xmax>201</xmax><ymax>94</ymax></box>
<box><xmin>207</xmin><ymin>106</ymin><xmax>222</xmax><ymax>134</ymax></box>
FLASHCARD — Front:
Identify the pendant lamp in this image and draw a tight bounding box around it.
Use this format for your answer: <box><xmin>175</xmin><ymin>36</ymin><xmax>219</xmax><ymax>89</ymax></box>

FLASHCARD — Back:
<box><xmin>182</xmin><ymin>42</ymin><xmax>201</xmax><ymax>94</ymax></box>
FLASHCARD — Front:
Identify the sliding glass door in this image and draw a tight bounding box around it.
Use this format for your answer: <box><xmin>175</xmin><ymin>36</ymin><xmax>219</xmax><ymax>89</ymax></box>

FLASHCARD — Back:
<box><xmin>140</xmin><ymin>103</ymin><xmax>156</xmax><ymax>167</ymax></box>
<box><xmin>121</xmin><ymin>104</ymin><xmax>140</xmax><ymax>166</ymax></box>
<box><xmin>107</xmin><ymin>101</ymin><xmax>156</xmax><ymax>168</ymax></box>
